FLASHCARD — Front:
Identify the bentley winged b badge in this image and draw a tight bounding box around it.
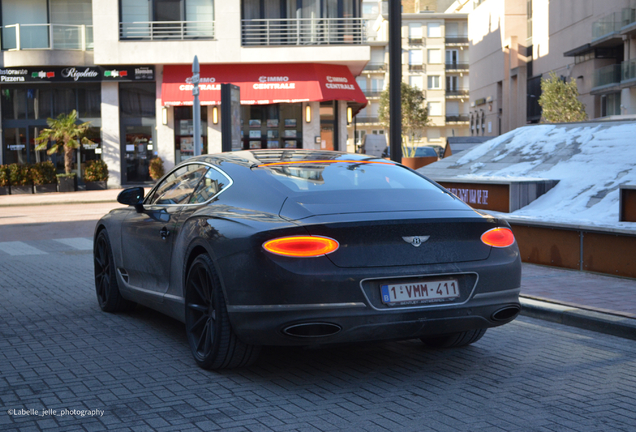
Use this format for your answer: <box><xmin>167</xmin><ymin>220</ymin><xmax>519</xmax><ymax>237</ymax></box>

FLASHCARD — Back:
<box><xmin>402</xmin><ymin>236</ymin><xmax>430</xmax><ymax>247</ymax></box>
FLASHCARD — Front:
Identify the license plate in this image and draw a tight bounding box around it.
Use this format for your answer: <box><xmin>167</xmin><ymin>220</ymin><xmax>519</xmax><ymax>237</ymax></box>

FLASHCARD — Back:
<box><xmin>381</xmin><ymin>279</ymin><xmax>459</xmax><ymax>305</ymax></box>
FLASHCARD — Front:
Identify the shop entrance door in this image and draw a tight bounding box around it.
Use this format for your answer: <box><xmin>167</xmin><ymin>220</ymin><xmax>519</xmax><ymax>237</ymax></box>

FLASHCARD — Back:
<box><xmin>123</xmin><ymin>126</ymin><xmax>154</xmax><ymax>184</ymax></box>
<box><xmin>320</xmin><ymin>101</ymin><xmax>336</xmax><ymax>151</ymax></box>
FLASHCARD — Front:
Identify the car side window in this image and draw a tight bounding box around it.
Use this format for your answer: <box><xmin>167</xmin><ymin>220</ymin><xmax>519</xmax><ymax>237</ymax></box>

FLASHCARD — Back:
<box><xmin>189</xmin><ymin>168</ymin><xmax>230</xmax><ymax>204</ymax></box>
<box><xmin>148</xmin><ymin>164</ymin><xmax>209</xmax><ymax>205</ymax></box>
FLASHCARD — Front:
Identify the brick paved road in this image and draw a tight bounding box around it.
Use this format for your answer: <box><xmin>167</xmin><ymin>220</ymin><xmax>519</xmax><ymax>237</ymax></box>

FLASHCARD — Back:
<box><xmin>1</xmin><ymin>238</ymin><xmax>636</xmax><ymax>432</ymax></box>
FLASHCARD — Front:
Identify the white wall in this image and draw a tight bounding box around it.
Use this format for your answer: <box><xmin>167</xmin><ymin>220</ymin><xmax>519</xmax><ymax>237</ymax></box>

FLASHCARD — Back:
<box><xmin>100</xmin><ymin>82</ymin><xmax>121</xmax><ymax>188</ymax></box>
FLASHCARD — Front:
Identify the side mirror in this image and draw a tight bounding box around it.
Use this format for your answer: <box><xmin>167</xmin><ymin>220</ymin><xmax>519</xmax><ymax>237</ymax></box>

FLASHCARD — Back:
<box><xmin>117</xmin><ymin>187</ymin><xmax>145</xmax><ymax>212</ymax></box>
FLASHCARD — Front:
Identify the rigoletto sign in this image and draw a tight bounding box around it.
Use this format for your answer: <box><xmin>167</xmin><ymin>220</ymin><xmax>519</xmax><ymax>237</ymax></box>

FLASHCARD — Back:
<box><xmin>0</xmin><ymin>66</ymin><xmax>155</xmax><ymax>83</ymax></box>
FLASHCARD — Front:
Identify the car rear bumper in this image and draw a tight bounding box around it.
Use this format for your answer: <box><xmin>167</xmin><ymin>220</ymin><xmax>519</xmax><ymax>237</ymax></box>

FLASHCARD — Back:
<box><xmin>228</xmin><ymin>288</ymin><xmax>520</xmax><ymax>346</ymax></box>
<box><xmin>221</xmin><ymin>243</ymin><xmax>521</xmax><ymax>346</ymax></box>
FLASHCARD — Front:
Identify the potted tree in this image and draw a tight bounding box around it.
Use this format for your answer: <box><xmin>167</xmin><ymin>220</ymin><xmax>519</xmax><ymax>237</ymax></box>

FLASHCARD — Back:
<box><xmin>378</xmin><ymin>82</ymin><xmax>431</xmax><ymax>170</ymax></box>
<box><xmin>35</xmin><ymin>110</ymin><xmax>95</xmax><ymax>192</ymax></box>
<box><xmin>8</xmin><ymin>163</ymin><xmax>33</xmax><ymax>194</ymax></box>
<box><xmin>0</xmin><ymin>164</ymin><xmax>9</xmax><ymax>195</ymax></box>
<box><xmin>149</xmin><ymin>157</ymin><xmax>165</xmax><ymax>181</ymax></box>
<box><xmin>32</xmin><ymin>161</ymin><xmax>58</xmax><ymax>193</ymax></box>
<box><xmin>84</xmin><ymin>160</ymin><xmax>109</xmax><ymax>190</ymax></box>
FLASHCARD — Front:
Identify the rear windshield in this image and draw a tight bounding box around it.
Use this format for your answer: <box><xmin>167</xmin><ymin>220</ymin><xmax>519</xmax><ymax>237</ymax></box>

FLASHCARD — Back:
<box><xmin>257</xmin><ymin>161</ymin><xmax>443</xmax><ymax>194</ymax></box>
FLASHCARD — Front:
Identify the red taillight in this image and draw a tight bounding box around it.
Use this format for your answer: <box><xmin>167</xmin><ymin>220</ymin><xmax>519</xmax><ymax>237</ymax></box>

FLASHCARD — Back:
<box><xmin>481</xmin><ymin>228</ymin><xmax>515</xmax><ymax>248</ymax></box>
<box><xmin>263</xmin><ymin>236</ymin><xmax>339</xmax><ymax>257</ymax></box>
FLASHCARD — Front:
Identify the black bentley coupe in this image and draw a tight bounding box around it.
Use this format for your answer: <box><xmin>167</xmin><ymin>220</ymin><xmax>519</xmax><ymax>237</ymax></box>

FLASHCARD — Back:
<box><xmin>94</xmin><ymin>150</ymin><xmax>521</xmax><ymax>369</ymax></box>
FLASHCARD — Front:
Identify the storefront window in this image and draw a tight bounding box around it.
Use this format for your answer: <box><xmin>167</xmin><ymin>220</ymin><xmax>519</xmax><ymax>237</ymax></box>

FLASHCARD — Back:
<box><xmin>2</xmin><ymin>84</ymin><xmax>101</xmax><ymax>169</ymax></box>
<box><xmin>174</xmin><ymin>106</ymin><xmax>208</xmax><ymax>164</ymax></box>
<box><xmin>241</xmin><ymin>104</ymin><xmax>301</xmax><ymax>150</ymax></box>
<box><xmin>120</xmin><ymin>83</ymin><xmax>156</xmax><ymax>184</ymax></box>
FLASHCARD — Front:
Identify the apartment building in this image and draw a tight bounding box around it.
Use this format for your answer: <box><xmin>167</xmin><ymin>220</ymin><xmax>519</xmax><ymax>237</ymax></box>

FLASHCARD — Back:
<box><xmin>349</xmin><ymin>0</ymin><xmax>469</xmax><ymax>152</ymax></box>
<box><xmin>0</xmin><ymin>0</ymin><xmax>369</xmax><ymax>186</ymax></box>
<box><xmin>460</xmin><ymin>0</ymin><xmax>636</xmax><ymax>137</ymax></box>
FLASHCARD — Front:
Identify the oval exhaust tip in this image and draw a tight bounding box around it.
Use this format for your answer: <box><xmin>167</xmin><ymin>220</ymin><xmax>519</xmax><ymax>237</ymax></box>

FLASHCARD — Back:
<box><xmin>492</xmin><ymin>306</ymin><xmax>521</xmax><ymax>322</ymax></box>
<box><xmin>283</xmin><ymin>323</ymin><xmax>342</xmax><ymax>338</ymax></box>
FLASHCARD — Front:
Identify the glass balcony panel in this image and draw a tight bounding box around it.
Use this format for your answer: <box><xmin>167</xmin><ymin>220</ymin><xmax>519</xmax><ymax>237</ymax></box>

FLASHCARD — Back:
<box><xmin>593</xmin><ymin>64</ymin><xmax>621</xmax><ymax>88</ymax></box>
<box><xmin>20</xmin><ymin>25</ymin><xmax>50</xmax><ymax>49</ymax></box>
<box><xmin>622</xmin><ymin>59</ymin><xmax>636</xmax><ymax>82</ymax></box>
<box><xmin>592</xmin><ymin>12</ymin><xmax>621</xmax><ymax>40</ymax></box>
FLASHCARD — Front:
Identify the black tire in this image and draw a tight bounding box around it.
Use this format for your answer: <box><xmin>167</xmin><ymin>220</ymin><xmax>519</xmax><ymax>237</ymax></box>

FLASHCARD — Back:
<box><xmin>420</xmin><ymin>328</ymin><xmax>487</xmax><ymax>349</ymax></box>
<box><xmin>185</xmin><ymin>254</ymin><xmax>260</xmax><ymax>370</ymax></box>
<box><xmin>94</xmin><ymin>230</ymin><xmax>135</xmax><ymax>313</ymax></box>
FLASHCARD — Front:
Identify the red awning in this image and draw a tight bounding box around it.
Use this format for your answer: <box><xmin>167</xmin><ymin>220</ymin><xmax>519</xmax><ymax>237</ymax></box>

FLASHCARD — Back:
<box><xmin>161</xmin><ymin>63</ymin><xmax>367</xmax><ymax>107</ymax></box>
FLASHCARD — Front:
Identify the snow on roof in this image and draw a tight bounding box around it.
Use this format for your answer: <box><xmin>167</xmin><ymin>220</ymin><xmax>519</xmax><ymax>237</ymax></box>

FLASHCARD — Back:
<box><xmin>419</xmin><ymin>120</ymin><xmax>636</xmax><ymax>231</ymax></box>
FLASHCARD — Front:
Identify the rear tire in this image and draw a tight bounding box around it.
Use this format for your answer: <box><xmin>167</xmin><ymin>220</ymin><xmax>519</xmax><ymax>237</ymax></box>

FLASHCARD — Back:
<box><xmin>184</xmin><ymin>254</ymin><xmax>260</xmax><ymax>369</ymax></box>
<box><xmin>420</xmin><ymin>328</ymin><xmax>487</xmax><ymax>348</ymax></box>
<box><xmin>94</xmin><ymin>230</ymin><xmax>135</xmax><ymax>313</ymax></box>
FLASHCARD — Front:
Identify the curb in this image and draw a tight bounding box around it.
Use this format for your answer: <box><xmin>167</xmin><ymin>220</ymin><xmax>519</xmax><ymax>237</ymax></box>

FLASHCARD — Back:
<box><xmin>0</xmin><ymin>200</ymin><xmax>118</xmax><ymax>208</ymax></box>
<box><xmin>520</xmin><ymin>297</ymin><xmax>636</xmax><ymax>341</ymax></box>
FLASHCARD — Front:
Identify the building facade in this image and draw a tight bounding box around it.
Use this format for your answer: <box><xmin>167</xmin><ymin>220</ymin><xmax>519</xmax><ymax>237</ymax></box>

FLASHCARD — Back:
<box><xmin>349</xmin><ymin>0</ymin><xmax>470</xmax><ymax>153</ymax></box>
<box><xmin>461</xmin><ymin>0</ymin><xmax>636</xmax><ymax>137</ymax></box>
<box><xmin>0</xmin><ymin>0</ymin><xmax>370</xmax><ymax>187</ymax></box>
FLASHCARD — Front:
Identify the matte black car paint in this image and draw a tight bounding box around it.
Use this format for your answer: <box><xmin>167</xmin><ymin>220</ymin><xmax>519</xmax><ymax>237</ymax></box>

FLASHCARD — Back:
<box><xmin>95</xmin><ymin>150</ymin><xmax>521</xmax><ymax>348</ymax></box>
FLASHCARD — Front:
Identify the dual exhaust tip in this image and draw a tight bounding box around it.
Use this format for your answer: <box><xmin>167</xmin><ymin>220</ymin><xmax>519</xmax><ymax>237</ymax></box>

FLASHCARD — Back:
<box><xmin>283</xmin><ymin>305</ymin><xmax>520</xmax><ymax>338</ymax></box>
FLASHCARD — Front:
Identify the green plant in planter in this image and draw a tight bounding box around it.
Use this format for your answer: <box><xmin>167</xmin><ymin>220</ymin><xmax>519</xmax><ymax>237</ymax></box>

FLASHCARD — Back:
<box><xmin>84</xmin><ymin>160</ymin><xmax>109</xmax><ymax>182</ymax></box>
<box><xmin>149</xmin><ymin>157</ymin><xmax>165</xmax><ymax>181</ymax></box>
<box><xmin>0</xmin><ymin>165</ymin><xmax>9</xmax><ymax>187</ymax></box>
<box><xmin>35</xmin><ymin>110</ymin><xmax>94</xmax><ymax>175</ymax></box>
<box><xmin>8</xmin><ymin>163</ymin><xmax>32</xmax><ymax>186</ymax></box>
<box><xmin>31</xmin><ymin>161</ymin><xmax>57</xmax><ymax>185</ymax></box>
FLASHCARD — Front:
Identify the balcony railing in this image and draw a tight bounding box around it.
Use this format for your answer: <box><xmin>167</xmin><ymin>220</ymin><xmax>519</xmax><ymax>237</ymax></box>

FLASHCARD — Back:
<box><xmin>622</xmin><ymin>8</ymin><xmax>636</xmax><ymax>28</ymax></box>
<box><xmin>445</xmin><ymin>62</ymin><xmax>469</xmax><ymax>71</ymax></box>
<box><xmin>409</xmin><ymin>64</ymin><xmax>425</xmax><ymax>72</ymax></box>
<box><xmin>622</xmin><ymin>58</ymin><xmax>636</xmax><ymax>82</ymax></box>
<box><xmin>120</xmin><ymin>21</ymin><xmax>214</xmax><ymax>40</ymax></box>
<box><xmin>242</xmin><ymin>18</ymin><xmax>365</xmax><ymax>46</ymax></box>
<box><xmin>363</xmin><ymin>62</ymin><xmax>386</xmax><ymax>71</ymax></box>
<box><xmin>1</xmin><ymin>23</ymin><xmax>93</xmax><ymax>50</ymax></box>
<box><xmin>593</xmin><ymin>63</ymin><xmax>621</xmax><ymax>88</ymax></box>
<box><xmin>445</xmin><ymin>114</ymin><xmax>469</xmax><ymax>123</ymax></box>
<box><xmin>363</xmin><ymin>90</ymin><xmax>383</xmax><ymax>98</ymax></box>
<box><xmin>445</xmin><ymin>35</ymin><xmax>468</xmax><ymax>44</ymax></box>
<box><xmin>354</xmin><ymin>116</ymin><xmax>380</xmax><ymax>124</ymax></box>
<box><xmin>592</xmin><ymin>12</ymin><xmax>621</xmax><ymax>40</ymax></box>
<box><xmin>445</xmin><ymin>89</ymin><xmax>469</xmax><ymax>97</ymax></box>
<box><xmin>408</xmin><ymin>37</ymin><xmax>423</xmax><ymax>45</ymax></box>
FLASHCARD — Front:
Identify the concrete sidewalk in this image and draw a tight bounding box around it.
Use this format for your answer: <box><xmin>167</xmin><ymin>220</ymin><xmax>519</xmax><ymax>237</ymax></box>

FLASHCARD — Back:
<box><xmin>2</xmin><ymin>188</ymin><xmax>635</xmax><ymax>340</ymax></box>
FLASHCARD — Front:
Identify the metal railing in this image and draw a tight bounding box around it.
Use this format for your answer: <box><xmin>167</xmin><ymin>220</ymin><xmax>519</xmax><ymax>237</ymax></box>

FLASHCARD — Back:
<box><xmin>622</xmin><ymin>58</ymin><xmax>636</xmax><ymax>82</ymax></box>
<box><xmin>445</xmin><ymin>89</ymin><xmax>469</xmax><ymax>96</ymax></box>
<box><xmin>445</xmin><ymin>114</ymin><xmax>470</xmax><ymax>123</ymax></box>
<box><xmin>408</xmin><ymin>37</ymin><xmax>423</xmax><ymax>45</ymax></box>
<box><xmin>445</xmin><ymin>62</ymin><xmax>469</xmax><ymax>70</ymax></box>
<box><xmin>363</xmin><ymin>62</ymin><xmax>386</xmax><ymax>71</ymax></box>
<box><xmin>593</xmin><ymin>64</ymin><xmax>621</xmax><ymax>88</ymax></box>
<box><xmin>241</xmin><ymin>17</ymin><xmax>365</xmax><ymax>46</ymax></box>
<box><xmin>445</xmin><ymin>35</ymin><xmax>468</xmax><ymax>44</ymax></box>
<box><xmin>354</xmin><ymin>116</ymin><xmax>380</xmax><ymax>124</ymax></box>
<box><xmin>363</xmin><ymin>90</ymin><xmax>383</xmax><ymax>98</ymax></box>
<box><xmin>1</xmin><ymin>23</ymin><xmax>93</xmax><ymax>50</ymax></box>
<box><xmin>592</xmin><ymin>12</ymin><xmax>621</xmax><ymax>40</ymax></box>
<box><xmin>409</xmin><ymin>64</ymin><xmax>424</xmax><ymax>72</ymax></box>
<box><xmin>120</xmin><ymin>21</ymin><xmax>214</xmax><ymax>40</ymax></box>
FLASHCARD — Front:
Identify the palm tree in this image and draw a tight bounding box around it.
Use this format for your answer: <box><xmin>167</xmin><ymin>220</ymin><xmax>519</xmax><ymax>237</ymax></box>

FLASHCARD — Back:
<box><xmin>35</xmin><ymin>110</ymin><xmax>94</xmax><ymax>175</ymax></box>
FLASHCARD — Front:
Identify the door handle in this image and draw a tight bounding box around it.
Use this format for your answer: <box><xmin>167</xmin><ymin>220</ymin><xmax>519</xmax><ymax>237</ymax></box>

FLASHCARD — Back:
<box><xmin>160</xmin><ymin>227</ymin><xmax>171</xmax><ymax>240</ymax></box>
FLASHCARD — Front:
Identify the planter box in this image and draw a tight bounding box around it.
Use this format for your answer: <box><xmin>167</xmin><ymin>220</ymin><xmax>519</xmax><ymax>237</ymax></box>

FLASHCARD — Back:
<box><xmin>34</xmin><ymin>184</ymin><xmax>58</xmax><ymax>194</ymax></box>
<box><xmin>57</xmin><ymin>176</ymin><xmax>77</xmax><ymax>192</ymax></box>
<box><xmin>401</xmin><ymin>156</ymin><xmax>438</xmax><ymax>170</ymax></box>
<box><xmin>85</xmin><ymin>180</ymin><xmax>107</xmax><ymax>190</ymax></box>
<box><xmin>10</xmin><ymin>185</ymin><xmax>33</xmax><ymax>194</ymax></box>
<box><xmin>0</xmin><ymin>186</ymin><xmax>9</xmax><ymax>195</ymax></box>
